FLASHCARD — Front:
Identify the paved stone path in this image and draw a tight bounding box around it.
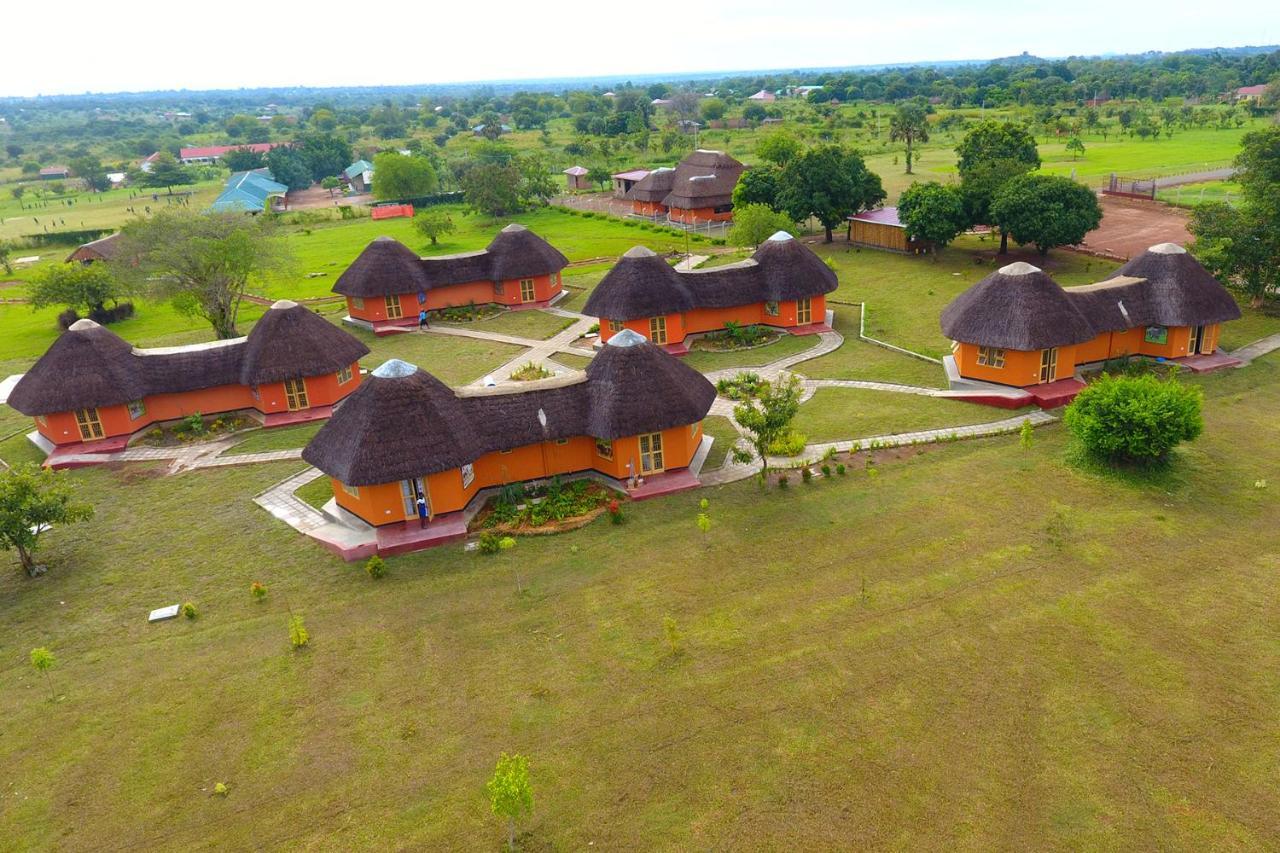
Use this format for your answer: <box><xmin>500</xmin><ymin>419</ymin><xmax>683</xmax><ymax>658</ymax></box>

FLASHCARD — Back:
<box><xmin>1231</xmin><ymin>332</ymin><xmax>1280</xmax><ymax>363</ymax></box>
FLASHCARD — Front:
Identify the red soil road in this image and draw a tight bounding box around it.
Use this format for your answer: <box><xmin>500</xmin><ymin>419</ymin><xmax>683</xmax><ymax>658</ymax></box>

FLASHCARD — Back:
<box><xmin>1077</xmin><ymin>194</ymin><xmax>1192</xmax><ymax>261</ymax></box>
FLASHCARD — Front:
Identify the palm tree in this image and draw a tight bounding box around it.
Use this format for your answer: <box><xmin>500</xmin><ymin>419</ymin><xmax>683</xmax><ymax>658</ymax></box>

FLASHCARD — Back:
<box><xmin>889</xmin><ymin>104</ymin><xmax>930</xmax><ymax>174</ymax></box>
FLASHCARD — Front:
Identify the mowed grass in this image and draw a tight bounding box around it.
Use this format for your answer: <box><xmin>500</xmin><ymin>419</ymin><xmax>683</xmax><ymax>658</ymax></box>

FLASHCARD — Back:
<box><xmin>792</xmin><ymin>387</ymin><xmax>1036</xmax><ymax>443</ymax></box>
<box><xmin>794</xmin><ymin>306</ymin><xmax>948</xmax><ymax>388</ymax></box>
<box><xmin>436</xmin><ymin>309</ymin><xmax>572</xmax><ymax>341</ymax></box>
<box><xmin>351</xmin><ymin>326</ymin><xmax>526</xmax><ymax>386</ymax></box>
<box><xmin>225</xmin><ymin>422</ymin><xmax>323</xmax><ymax>456</ymax></box>
<box><xmin>1156</xmin><ymin>180</ymin><xmax>1242</xmax><ymax>208</ymax></box>
<box><xmin>550</xmin><ymin>353</ymin><xmax>594</xmax><ymax>371</ymax></box>
<box><xmin>0</xmin><ymin>352</ymin><xmax>1277</xmax><ymax>847</ymax></box>
<box><xmin>0</xmin><ymin>180</ymin><xmax>226</xmax><ymax>241</ymax></box>
<box><xmin>682</xmin><ymin>332</ymin><xmax>820</xmax><ymax>373</ymax></box>
<box><xmin>700</xmin><ymin>415</ymin><xmax>740</xmax><ymax>470</ymax></box>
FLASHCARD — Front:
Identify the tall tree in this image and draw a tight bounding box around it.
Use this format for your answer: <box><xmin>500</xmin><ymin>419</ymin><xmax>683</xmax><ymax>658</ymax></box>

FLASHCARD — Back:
<box><xmin>138</xmin><ymin>151</ymin><xmax>193</xmax><ymax>190</ymax></box>
<box><xmin>727</xmin><ymin>203</ymin><xmax>797</xmax><ymax>248</ymax></box>
<box><xmin>487</xmin><ymin>753</ymin><xmax>533</xmax><ymax>851</ymax></box>
<box><xmin>461</xmin><ymin>163</ymin><xmax>522</xmax><ymax>218</ymax></box>
<box><xmin>220</xmin><ymin>147</ymin><xmax>265</xmax><ymax>172</ymax></box>
<box><xmin>776</xmin><ymin>145</ymin><xmax>885</xmax><ymax>242</ymax></box>
<box><xmin>732</xmin><ymin>166</ymin><xmax>780</xmax><ymax>210</ymax></box>
<box><xmin>112</xmin><ymin>210</ymin><xmax>291</xmax><ymax>339</ymax></box>
<box><xmin>69</xmin><ymin>155</ymin><xmax>109</xmax><ymax>192</ymax></box>
<box><xmin>889</xmin><ymin>104</ymin><xmax>930</xmax><ymax>174</ymax></box>
<box><xmin>372</xmin><ymin>152</ymin><xmax>439</xmax><ymax>200</ymax></box>
<box><xmin>29</xmin><ymin>264</ymin><xmax>123</xmax><ymax>318</ymax></box>
<box><xmin>297</xmin><ymin>133</ymin><xmax>353</xmax><ymax>182</ymax></box>
<box><xmin>955</xmin><ymin>121</ymin><xmax>1041</xmax><ymax>253</ymax></box>
<box><xmin>755</xmin><ymin>132</ymin><xmax>802</xmax><ymax>167</ymax></box>
<box><xmin>413</xmin><ymin>208</ymin><xmax>456</xmax><ymax>246</ymax></box>
<box><xmin>989</xmin><ymin>173</ymin><xmax>1102</xmax><ymax>255</ymax></box>
<box><xmin>0</xmin><ymin>464</ymin><xmax>94</xmax><ymax>577</ymax></box>
<box><xmin>896</xmin><ymin>181</ymin><xmax>968</xmax><ymax>257</ymax></box>
<box><xmin>265</xmin><ymin>147</ymin><xmax>312</xmax><ymax>191</ymax></box>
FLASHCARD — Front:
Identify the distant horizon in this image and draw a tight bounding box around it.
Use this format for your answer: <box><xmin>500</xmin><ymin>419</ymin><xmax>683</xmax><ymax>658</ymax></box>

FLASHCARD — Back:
<box><xmin>3</xmin><ymin>0</ymin><xmax>1277</xmax><ymax>99</ymax></box>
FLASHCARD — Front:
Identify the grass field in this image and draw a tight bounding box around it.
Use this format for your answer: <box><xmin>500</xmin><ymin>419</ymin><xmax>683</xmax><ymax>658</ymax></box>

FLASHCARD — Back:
<box><xmin>549</xmin><ymin>352</ymin><xmax>594</xmax><ymax>371</ymax></box>
<box><xmin>0</xmin><ymin>180</ymin><xmax>225</xmax><ymax>242</ymax></box>
<box><xmin>682</xmin><ymin>332</ymin><xmax>819</xmax><ymax>373</ymax></box>
<box><xmin>1</xmin><ymin>350</ymin><xmax>1277</xmax><ymax>848</ymax></box>
<box><xmin>792</xmin><ymin>387</ymin><xmax>1036</xmax><ymax>443</ymax></box>
<box><xmin>225</xmin><ymin>423</ymin><xmax>323</xmax><ymax>456</ymax></box>
<box><xmin>436</xmin><ymin>309</ymin><xmax>572</xmax><ymax>341</ymax></box>
<box><xmin>794</xmin><ymin>307</ymin><xmax>948</xmax><ymax>388</ymax></box>
<box><xmin>1156</xmin><ymin>180</ymin><xmax>1242</xmax><ymax>208</ymax></box>
<box><xmin>700</xmin><ymin>415</ymin><xmax>741</xmax><ymax>470</ymax></box>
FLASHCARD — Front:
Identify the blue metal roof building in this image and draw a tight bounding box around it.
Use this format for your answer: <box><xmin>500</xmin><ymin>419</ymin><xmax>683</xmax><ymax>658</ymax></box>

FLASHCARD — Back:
<box><xmin>209</xmin><ymin>169</ymin><xmax>289</xmax><ymax>213</ymax></box>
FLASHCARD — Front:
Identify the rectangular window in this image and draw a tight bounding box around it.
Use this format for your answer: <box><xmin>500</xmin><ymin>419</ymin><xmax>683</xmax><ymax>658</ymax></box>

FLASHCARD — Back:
<box><xmin>384</xmin><ymin>294</ymin><xmax>403</xmax><ymax>319</ymax></box>
<box><xmin>608</xmin><ymin>319</ymin><xmax>623</xmax><ymax>333</ymax></box>
<box><xmin>461</xmin><ymin>463</ymin><xmax>475</xmax><ymax>488</ymax></box>
<box><xmin>649</xmin><ymin>316</ymin><xmax>668</xmax><ymax>345</ymax></box>
<box><xmin>127</xmin><ymin>400</ymin><xmax>146</xmax><ymax>420</ymax></box>
<box><xmin>976</xmin><ymin>346</ymin><xmax>1006</xmax><ymax>368</ymax></box>
<box><xmin>75</xmin><ymin>407</ymin><xmax>104</xmax><ymax>441</ymax></box>
<box><xmin>595</xmin><ymin>438</ymin><xmax>613</xmax><ymax>459</ymax></box>
<box><xmin>639</xmin><ymin>431</ymin><xmax>664</xmax><ymax>474</ymax></box>
<box><xmin>550</xmin><ymin>272</ymin><xmax>560</xmax><ymax>287</ymax></box>
<box><xmin>764</xmin><ymin>301</ymin><xmax>779</xmax><ymax>316</ymax></box>
<box><xmin>283</xmin><ymin>378</ymin><xmax>309</xmax><ymax>411</ymax></box>
<box><xmin>341</xmin><ymin>482</ymin><xmax>360</xmax><ymax>498</ymax></box>
<box><xmin>351</xmin><ymin>296</ymin><xmax>365</xmax><ymax>310</ymax></box>
<box><xmin>796</xmin><ymin>297</ymin><xmax>812</xmax><ymax>325</ymax></box>
<box><xmin>555</xmin><ymin>438</ymin><xmax>570</xmax><ymax>446</ymax></box>
<box><xmin>1039</xmin><ymin>347</ymin><xmax>1059</xmax><ymax>383</ymax></box>
<box><xmin>499</xmin><ymin>448</ymin><xmax>513</xmax><ymax>455</ymax></box>
<box><xmin>494</xmin><ymin>280</ymin><xmax>505</xmax><ymax>296</ymax></box>
<box><xmin>520</xmin><ymin>278</ymin><xmax>536</xmax><ymax>303</ymax></box>
<box><xmin>35</xmin><ymin>414</ymin><xmax>47</xmax><ymax>427</ymax></box>
<box><xmin>337</xmin><ymin>364</ymin><xmax>353</xmax><ymax>384</ymax></box>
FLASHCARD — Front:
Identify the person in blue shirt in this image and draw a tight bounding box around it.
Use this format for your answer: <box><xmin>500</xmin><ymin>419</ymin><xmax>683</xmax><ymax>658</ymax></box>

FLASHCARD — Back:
<box><xmin>418</xmin><ymin>309</ymin><xmax>428</xmax><ymax>330</ymax></box>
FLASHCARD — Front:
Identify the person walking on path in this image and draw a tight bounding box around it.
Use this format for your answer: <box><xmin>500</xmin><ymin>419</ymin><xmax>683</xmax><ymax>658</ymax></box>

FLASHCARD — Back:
<box><xmin>418</xmin><ymin>309</ymin><xmax>429</xmax><ymax>330</ymax></box>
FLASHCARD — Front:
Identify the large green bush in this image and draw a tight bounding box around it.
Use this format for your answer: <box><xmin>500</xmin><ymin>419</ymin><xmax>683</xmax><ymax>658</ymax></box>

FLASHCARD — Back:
<box><xmin>1064</xmin><ymin>372</ymin><xmax>1203</xmax><ymax>462</ymax></box>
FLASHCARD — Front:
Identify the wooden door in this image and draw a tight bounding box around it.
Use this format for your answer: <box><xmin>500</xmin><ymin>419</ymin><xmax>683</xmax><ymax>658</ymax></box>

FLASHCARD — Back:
<box><xmin>75</xmin><ymin>407</ymin><xmax>104</xmax><ymax>440</ymax></box>
<box><xmin>796</xmin><ymin>297</ymin><xmax>812</xmax><ymax>325</ymax></box>
<box><xmin>1039</xmin><ymin>347</ymin><xmax>1058</xmax><ymax>383</ymax></box>
<box><xmin>400</xmin><ymin>478</ymin><xmax>427</xmax><ymax>520</ymax></box>
<box><xmin>648</xmin><ymin>316</ymin><xmax>668</xmax><ymax>345</ymax></box>
<box><xmin>1188</xmin><ymin>326</ymin><xmax>1203</xmax><ymax>355</ymax></box>
<box><xmin>639</xmin><ymin>432</ymin><xmax>665</xmax><ymax>474</ymax></box>
<box><xmin>385</xmin><ymin>294</ymin><xmax>403</xmax><ymax>320</ymax></box>
<box><xmin>520</xmin><ymin>278</ymin><xmax>536</xmax><ymax>303</ymax></box>
<box><xmin>283</xmin><ymin>378</ymin><xmax>309</xmax><ymax>411</ymax></box>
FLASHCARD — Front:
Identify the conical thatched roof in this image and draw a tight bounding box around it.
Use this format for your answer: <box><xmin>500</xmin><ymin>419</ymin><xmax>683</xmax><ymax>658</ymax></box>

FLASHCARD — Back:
<box><xmin>7</xmin><ymin>320</ymin><xmax>146</xmax><ymax>414</ymax></box>
<box><xmin>240</xmin><ymin>300</ymin><xmax>370</xmax><ymax>385</ymax></box>
<box><xmin>583</xmin><ymin>234</ymin><xmax>836</xmax><ymax>321</ymax></box>
<box><xmin>940</xmin><ymin>262</ymin><xmax>1096</xmax><ymax>350</ymax></box>
<box><xmin>1101</xmin><ymin>243</ymin><xmax>1241</xmax><ymax>327</ymax></box>
<box><xmin>332</xmin><ymin>226</ymin><xmax>568</xmax><ymax>298</ymax></box>
<box><xmin>301</xmin><ymin>339</ymin><xmax>715</xmax><ymax>485</ymax></box>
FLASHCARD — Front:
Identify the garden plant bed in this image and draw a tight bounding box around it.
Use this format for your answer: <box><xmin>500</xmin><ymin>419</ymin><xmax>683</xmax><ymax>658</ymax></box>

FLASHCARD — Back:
<box><xmin>470</xmin><ymin>479</ymin><xmax>618</xmax><ymax>536</ymax></box>
<box><xmin>430</xmin><ymin>304</ymin><xmax>504</xmax><ymax>324</ymax></box>
<box><xmin>688</xmin><ymin>326</ymin><xmax>783</xmax><ymax>353</ymax></box>
<box><xmin>136</xmin><ymin>414</ymin><xmax>252</xmax><ymax>447</ymax></box>
<box><xmin>763</xmin><ymin>444</ymin><xmax>931</xmax><ymax>486</ymax></box>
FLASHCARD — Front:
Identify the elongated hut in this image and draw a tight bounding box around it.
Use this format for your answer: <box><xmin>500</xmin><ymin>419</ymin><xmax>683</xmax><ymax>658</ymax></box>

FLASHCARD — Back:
<box><xmin>941</xmin><ymin>244</ymin><xmax>1241</xmax><ymax>388</ymax></box>
<box><xmin>302</xmin><ymin>329</ymin><xmax>716</xmax><ymax>528</ymax></box>
<box><xmin>334</xmin><ymin>224</ymin><xmax>569</xmax><ymax>333</ymax></box>
<box><xmin>8</xmin><ymin>300</ymin><xmax>369</xmax><ymax>449</ymax></box>
<box><xmin>583</xmin><ymin>232</ymin><xmax>836</xmax><ymax>353</ymax></box>
<box><xmin>624</xmin><ymin>150</ymin><xmax>744</xmax><ymax>222</ymax></box>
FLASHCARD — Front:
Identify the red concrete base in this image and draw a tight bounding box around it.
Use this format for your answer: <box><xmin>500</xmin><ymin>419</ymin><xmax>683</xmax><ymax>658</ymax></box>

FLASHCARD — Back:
<box><xmin>1025</xmin><ymin>378</ymin><xmax>1087</xmax><ymax>409</ymax></box>
<box><xmin>945</xmin><ymin>390</ymin><xmax>1035</xmax><ymax>410</ymax></box>
<box><xmin>659</xmin><ymin>341</ymin><xmax>691</xmax><ymax>356</ymax></box>
<box><xmin>45</xmin><ymin>434</ymin><xmax>131</xmax><ymax>468</ymax></box>
<box><xmin>626</xmin><ymin>468</ymin><xmax>701</xmax><ymax>500</ymax></box>
<box><xmin>1171</xmin><ymin>352</ymin><xmax>1243</xmax><ymax>374</ymax></box>
<box><xmin>262</xmin><ymin>405</ymin><xmax>333</xmax><ymax>428</ymax></box>
<box><xmin>372</xmin><ymin>318</ymin><xmax>417</xmax><ymax>336</ymax></box>
<box><xmin>788</xmin><ymin>322</ymin><xmax>834</xmax><ymax>336</ymax></box>
<box><xmin>375</xmin><ymin>512</ymin><xmax>470</xmax><ymax>556</ymax></box>
<box><xmin>314</xmin><ymin>535</ymin><xmax>378</xmax><ymax>563</ymax></box>
<box><xmin>507</xmin><ymin>296</ymin><xmax>559</xmax><ymax>312</ymax></box>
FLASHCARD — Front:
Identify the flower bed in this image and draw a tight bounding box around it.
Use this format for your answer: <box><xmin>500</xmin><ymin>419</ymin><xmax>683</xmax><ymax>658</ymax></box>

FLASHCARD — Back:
<box><xmin>472</xmin><ymin>478</ymin><xmax>617</xmax><ymax>535</ymax></box>
<box><xmin>689</xmin><ymin>323</ymin><xmax>781</xmax><ymax>353</ymax></box>
<box><xmin>137</xmin><ymin>413</ymin><xmax>252</xmax><ymax>447</ymax></box>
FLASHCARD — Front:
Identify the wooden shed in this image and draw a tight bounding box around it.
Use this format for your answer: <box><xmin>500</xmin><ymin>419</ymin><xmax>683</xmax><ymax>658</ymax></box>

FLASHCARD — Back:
<box><xmin>846</xmin><ymin>207</ymin><xmax>932</xmax><ymax>254</ymax></box>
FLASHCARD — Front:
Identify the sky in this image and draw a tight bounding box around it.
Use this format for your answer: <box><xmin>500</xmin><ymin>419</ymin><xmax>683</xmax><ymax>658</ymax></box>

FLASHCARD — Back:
<box><xmin>4</xmin><ymin>0</ymin><xmax>1276</xmax><ymax>97</ymax></box>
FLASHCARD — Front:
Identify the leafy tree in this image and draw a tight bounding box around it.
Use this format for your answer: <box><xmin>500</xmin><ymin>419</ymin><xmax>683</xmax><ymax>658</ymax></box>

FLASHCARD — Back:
<box><xmin>30</xmin><ymin>647</ymin><xmax>57</xmax><ymax>701</ymax></box>
<box><xmin>4</xmin><ymin>143</ymin><xmax>22</xmax><ymax>159</ymax></box>
<box><xmin>138</xmin><ymin>151</ymin><xmax>193</xmax><ymax>189</ymax></box>
<box><xmin>487</xmin><ymin>753</ymin><xmax>533</xmax><ymax>851</ymax></box>
<box><xmin>265</xmin><ymin>147</ymin><xmax>312</xmax><ymax>191</ymax></box>
<box><xmin>1065</xmin><ymin>137</ymin><xmax>1086</xmax><ymax>160</ymax></box>
<box><xmin>889</xmin><ymin>103</ymin><xmax>930</xmax><ymax>174</ymax></box>
<box><xmin>699</xmin><ymin>98</ymin><xmax>727</xmax><ymax>122</ymax></box>
<box><xmin>372</xmin><ymin>152</ymin><xmax>439</xmax><ymax>201</ymax></box>
<box><xmin>69</xmin><ymin>155</ymin><xmax>109</xmax><ymax>192</ymax></box>
<box><xmin>956</xmin><ymin>121</ymin><xmax>1041</xmax><ymax>252</ymax></box>
<box><xmin>0</xmin><ymin>464</ymin><xmax>94</xmax><ymax>577</ymax></box>
<box><xmin>112</xmin><ymin>210</ymin><xmax>291</xmax><ymax>339</ymax></box>
<box><xmin>1064</xmin><ymin>372</ymin><xmax>1203</xmax><ymax>463</ymax></box>
<box><xmin>220</xmin><ymin>147</ymin><xmax>265</xmax><ymax>172</ymax></box>
<box><xmin>10</xmin><ymin>186</ymin><xmax>24</xmax><ymax>202</ymax></box>
<box><xmin>732</xmin><ymin>375</ymin><xmax>803</xmax><ymax>476</ymax></box>
<box><xmin>30</xmin><ymin>263</ymin><xmax>123</xmax><ymax>317</ymax></box>
<box><xmin>320</xmin><ymin>176</ymin><xmax>341</xmax><ymax>196</ymax></box>
<box><xmin>742</xmin><ymin>103</ymin><xmax>767</xmax><ymax>123</ymax></box>
<box><xmin>776</xmin><ymin>145</ymin><xmax>885</xmax><ymax>242</ymax></box>
<box><xmin>0</xmin><ymin>242</ymin><xmax>11</xmax><ymax>275</ymax></box>
<box><xmin>21</xmin><ymin>162</ymin><xmax>39</xmax><ymax>177</ymax></box>
<box><xmin>1232</xmin><ymin>126</ymin><xmax>1280</xmax><ymax>202</ymax></box>
<box><xmin>413</xmin><ymin>208</ymin><xmax>456</xmax><ymax>246</ymax></box>
<box><xmin>755</xmin><ymin>132</ymin><xmax>802</xmax><ymax>167</ymax></box>
<box><xmin>585</xmin><ymin>165</ymin><xmax>612</xmax><ymax>191</ymax></box>
<box><xmin>897</xmin><ymin>181</ymin><xmax>968</xmax><ymax>256</ymax></box>
<box><xmin>516</xmin><ymin>155</ymin><xmax>557</xmax><ymax>207</ymax></box>
<box><xmin>309</xmin><ymin>108</ymin><xmax>338</xmax><ymax>132</ymax></box>
<box><xmin>990</xmin><ymin>173</ymin><xmax>1101</xmax><ymax>255</ymax></box>
<box><xmin>224</xmin><ymin>114</ymin><xmax>259</xmax><ymax>139</ymax></box>
<box><xmin>462</xmin><ymin>162</ymin><xmax>522</xmax><ymax>217</ymax></box>
<box><xmin>732</xmin><ymin>166</ymin><xmax>780</xmax><ymax>209</ymax></box>
<box><xmin>297</xmin><ymin>133</ymin><xmax>353</xmax><ymax>182</ymax></box>
<box><xmin>727</xmin><ymin>203</ymin><xmax>796</xmax><ymax>248</ymax></box>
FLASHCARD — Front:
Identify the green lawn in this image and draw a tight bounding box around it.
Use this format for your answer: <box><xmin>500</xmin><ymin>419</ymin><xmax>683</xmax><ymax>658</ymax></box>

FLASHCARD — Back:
<box><xmin>682</xmin><ymin>332</ymin><xmax>819</xmax><ymax>373</ymax></box>
<box><xmin>1156</xmin><ymin>180</ymin><xmax>1242</xmax><ymax>208</ymax></box>
<box><xmin>0</xmin><ymin>430</ymin><xmax>44</xmax><ymax>467</ymax></box>
<box><xmin>437</xmin><ymin>309</ymin><xmax>572</xmax><ymax>341</ymax></box>
<box><xmin>700</xmin><ymin>415</ymin><xmax>740</xmax><ymax>470</ymax></box>
<box><xmin>792</xmin><ymin>387</ymin><xmax>1037</xmax><ymax>443</ymax></box>
<box><xmin>0</xmin><ymin>180</ymin><xmax>226</xmax><ymax>242</ymax></box>
<box><xmin>1</xmin><ymin>352</ymin><xmax>1278</xmax><ymax>847</ymax></box>
<box><xmin>794</xmin><ymin>306</ymin><xmax>948</xmax><ymax>388</ymax></box>
<box><xmin>354</xmin><ymin>327</ymin><xmax>526</xmax><ymax>386</ymax></box>
<box><xmin>225</xmin><ymin>423</ymin><xmax>323</xmax><ymax>456</ymax></box>
<box><xmin>295</xmin><ymin>474</ymin><xmax>333</xmax><ymax>510</ymax></box>
<box><xmin>550</xmin><ymin>353</ymin><xmax>594</xmax><ymax>371</ymax></box>
<box><xmin>1221</xmin><ymin>298</ymin><xmax>1280</xmax><ymax>351</ymax></box>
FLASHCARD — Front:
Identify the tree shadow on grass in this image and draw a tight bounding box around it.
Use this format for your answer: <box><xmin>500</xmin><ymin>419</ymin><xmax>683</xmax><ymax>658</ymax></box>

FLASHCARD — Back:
<box><xmin>1061</xmin><ymin>440</ymin><xmax>1193</xmax><ymax>493</ymax></box>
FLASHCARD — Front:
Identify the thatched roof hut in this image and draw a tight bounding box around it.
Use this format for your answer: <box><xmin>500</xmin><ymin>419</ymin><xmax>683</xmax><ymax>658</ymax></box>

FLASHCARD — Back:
<box><xmin>941</xmin><ymin>262</ymin><xmax>1097</xmax><ymax>350</ymax></box>
<box><xmin>625</xmin><ymin>167</ymin><xmax>676</xmax><ymax>203</ymax></box>
<box><xmin>333</xmin><ymin>225</ymin><xmax>568</xmax><ymax>298</ymax></box>
<box><xmin>1099</xmin><ymin>243</ymin><xmax>1241</xmax><ymax>327</ymax></box>
<box><xmin>8</xmin><ymin>301</ymin><xmax>369</xmax><ymax>416</ymax></box>
<box><xmin>583</xmin><ymin>232</ymin><xmax>837</xmax><ymax>321</ymax></box>
<box><xmin>623</xmin><ymin>150</ymin><xmax>745</xmax><ymax>210</ymax></box>
<box><xmin>302</xmin><ymin>331</ymin><xmax>715</xmax><ymax>485</ymax></box>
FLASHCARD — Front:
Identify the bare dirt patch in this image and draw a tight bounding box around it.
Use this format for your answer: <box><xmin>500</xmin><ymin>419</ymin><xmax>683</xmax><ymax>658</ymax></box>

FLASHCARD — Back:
<box><xmin>1077</xmin><ymin>195</ymin><xmax>1192</xmax><ymax>261</ymax></box>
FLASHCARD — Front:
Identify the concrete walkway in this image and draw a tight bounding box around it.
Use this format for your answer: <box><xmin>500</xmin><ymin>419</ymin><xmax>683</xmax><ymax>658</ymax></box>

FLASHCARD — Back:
<box><xmin>1231</xmin><ymin>332</ymin><xmax>1280</xmax><ymax>363</ymax></box>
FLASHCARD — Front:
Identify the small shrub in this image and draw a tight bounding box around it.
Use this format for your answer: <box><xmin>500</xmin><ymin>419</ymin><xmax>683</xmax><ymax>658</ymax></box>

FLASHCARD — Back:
<box><xmin>766</xmin><ymin>430</ymin><xmax>806</xmax><ymax>456</ymax></box>
<box><xmin>731</xmin><ymin>447</ymin><xmax>753</xmax><ymax>465</ymax></box>
<box><xmin>289</xmin><ymin>615</ymin><xmax>309</xmax><ymax>649</ymax></box>
<box><xmin>499</xmin><ymin>536</ymin><xmax>516</xmax><ymax>551</ymax></box>
<box><xmin>801</xmin><ymin>467</ymin><xmax>813</xmax><ymax>483</ymax></box>
<box><xmin>1019</xmin><ymin>418</ymin><xmax>1035</xmax><ymax>450</ymax></box>
<box><xmin>821</xmin><ymin>464</ymin><xmax>832</xmax><ymax>478</ymax></box>
<box><xmin>510</xmin><ymin>361</ymin><xmax>553</xmax><ymax>382</ymax></box>
<box><xmin>608</xmin><ymin>498</ymin><xmax>623</xmax><ymax>524</ymax></box>
<box><xmin>214</xmin><ymin>782</ymin><xmax>229</xmax><ymax>797</ymax></box>
<box><xmin>250</xmin><ymin>581</ymin><xmax>267</xmax><ymax>601</ymax></box>
<box><xmin>1064</xmin><ymin>372</ymin><xmax>1203</xmax><ymax>463</ymax></box>
<box><xmin>663</xmin><ymin>616</ymin><xmax>683</xmax><ymax>657</ymax></box>
<box><xmin>365</xmin><ymin>555</ymin><xmax>386</xmax><ymax>579</ymax></box>
<box><xmin>176</xmin><ymin>412</ymin><xmax>205</xmax><ymax>436</ymax></box>
<box><xmin>777</xmin><ymin>474</ymin><xmax>789</xmax><ymax>489</ymax></box>
<box><xmin>180</xmin><ymin>601</ymin><xmax>198</xmax><ymax>620</ymax></box>
<box><xmin>478</xmin><ymin>531</ymin><xmax>503</xmax><ymax>554</ymax></box>
<box><xmin>836</xmin><ymin>463</ymin><xmax>847</xmax><ymax>476</ymax></box>
<box><xmin>56</xmin><ymin>308</ymin><xmax>81</xmax><ymax>330</ymax></box>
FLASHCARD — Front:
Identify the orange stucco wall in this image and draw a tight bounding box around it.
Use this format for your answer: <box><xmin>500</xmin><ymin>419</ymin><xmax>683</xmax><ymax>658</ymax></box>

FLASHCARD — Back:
<box><xmin>330</xmin><ymin>422</ymin><xmax>703</xmax><ymax>526</ymax></box>
<box><xmin>597</xmin><ymin>295</ymin><xmax>826</xmax><ymax>346</ymax></box>
<box><xmin>346</xmin><ymin>274</ymin><xmax>562</xmax><ymax>322</ymax></box>
<box><xmin>953</xmin><ymin>323</ymin><xmax>1222</xmax><ymax>387</ymax></box>
<box><xmin>632</xmin><ymin>201</ymin><xmax>668</xmax><ymax>216</ymax></box>
<box><xmin>669</xmin><ymin>206</ymin><xmax>732</xmax><ymax>223</ymax></box>
<box><xmin>34</xmin><ymin>364</ymin><xmax>362</xmax><ymax>446</ymax></box>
